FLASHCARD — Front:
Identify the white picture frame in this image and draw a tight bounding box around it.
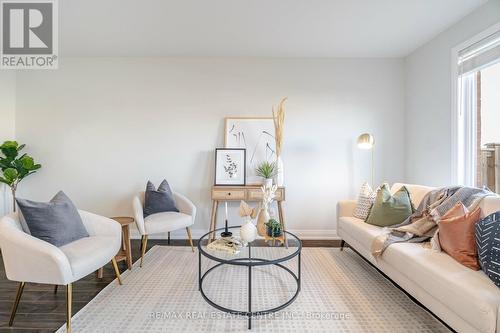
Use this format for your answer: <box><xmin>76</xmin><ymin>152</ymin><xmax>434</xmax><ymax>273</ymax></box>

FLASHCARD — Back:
<box><xmin>214</xmin><ymin>148</ymin><xmax>246</xmax><ymax>186</ymax></box>
<box><xmin>225</xmin><ymin>117</ymin><xmax>276</xmax><ymax>185</ymax></box>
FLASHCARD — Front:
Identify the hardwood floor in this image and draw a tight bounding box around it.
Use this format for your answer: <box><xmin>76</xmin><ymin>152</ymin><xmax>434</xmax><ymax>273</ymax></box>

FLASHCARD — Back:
<box><xmin>0</xmin><ymin>239</ymin><xmax>340</xmax><ymax>332</ymax></box>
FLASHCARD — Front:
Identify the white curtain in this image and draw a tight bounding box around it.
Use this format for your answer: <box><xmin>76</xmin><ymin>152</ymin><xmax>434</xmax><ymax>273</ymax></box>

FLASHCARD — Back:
<box><xmin>457</xmin><ymin>73</ymin><xmax>477</xmax><ymax>187</ymax></box>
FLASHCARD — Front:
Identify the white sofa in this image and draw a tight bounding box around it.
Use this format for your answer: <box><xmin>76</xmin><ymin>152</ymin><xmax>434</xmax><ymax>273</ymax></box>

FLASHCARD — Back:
<box><xmin>338</xmin><ymin>183</ymin><xmax>500</xmax><ymax>333</ymax></box>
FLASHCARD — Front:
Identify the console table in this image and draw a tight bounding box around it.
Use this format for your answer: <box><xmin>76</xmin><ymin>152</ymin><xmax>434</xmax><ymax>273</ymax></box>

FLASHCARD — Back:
<box><xmin>209</xmin><ymin>185</ymin><xmax>286</xmax><ymax>243</ymax></box>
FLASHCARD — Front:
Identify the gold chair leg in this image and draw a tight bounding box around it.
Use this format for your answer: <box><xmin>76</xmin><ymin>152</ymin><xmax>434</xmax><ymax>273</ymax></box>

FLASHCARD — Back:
<box><xmin>140</xmin><ymin>235</ymin><xmax>148</xmax><ymax>267</ymax></box>
<box><xmin>186</xmin><ymin>227</ymin><xmax>195</xmax><ymax>252</ymax></box>
<box><xmin>66</xmin><ymin>283</ymin><xmax>72</xmax><ymax>333</ymax></box>
<box><xmin>111</xmin><ymin>258</ymin><xmax>123</xmax><ymax>285</ymax></box>
<box><xmin>8</xmin><ymin>282</ymin><xmax>25</xmax><ymax>326</ymax></box>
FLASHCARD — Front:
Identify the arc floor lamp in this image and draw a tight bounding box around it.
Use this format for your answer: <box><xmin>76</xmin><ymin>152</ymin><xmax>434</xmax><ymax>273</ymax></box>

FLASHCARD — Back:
<box><xmin>357</xmin><ymin>133</ymin><xmax>375</xmax><ymax>186</ymax></box>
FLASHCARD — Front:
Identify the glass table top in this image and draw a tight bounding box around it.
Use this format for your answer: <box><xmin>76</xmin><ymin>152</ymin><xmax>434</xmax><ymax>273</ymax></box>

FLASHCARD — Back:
<box><xmin>198</xmin><ymin>226</ymin><xmax>302</xmax><ymax>265</ymax></box>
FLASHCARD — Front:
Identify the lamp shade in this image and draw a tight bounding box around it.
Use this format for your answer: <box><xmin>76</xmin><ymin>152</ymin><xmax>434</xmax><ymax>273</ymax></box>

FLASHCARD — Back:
<box><xmin>357</xmin><ymin>133</ymin><xmax>374</xmax><ymax>149</ymax></box>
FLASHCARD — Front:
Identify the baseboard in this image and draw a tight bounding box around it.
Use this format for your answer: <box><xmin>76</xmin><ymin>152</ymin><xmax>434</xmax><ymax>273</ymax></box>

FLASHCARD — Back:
<box><xmin>130</xmin><ymin>228</ymin><xmax>339</xmax><ymax>240</ymax></box>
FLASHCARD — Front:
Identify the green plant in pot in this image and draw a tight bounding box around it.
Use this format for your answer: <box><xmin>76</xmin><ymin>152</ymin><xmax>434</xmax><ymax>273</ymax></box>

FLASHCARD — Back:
<box><xmin>0</xmin><ymin>141</ymin><xmax>41</xmax><ymax>212</ymax></box>
<box><xmin>256</xmin><ymin>161</ymin><xmax>277</xmax><ymax>187</ymax></box>
<box><xmin>265</xmin><ymin>218</ymin><xmax>282</xmax><ymax>239</ymax></box>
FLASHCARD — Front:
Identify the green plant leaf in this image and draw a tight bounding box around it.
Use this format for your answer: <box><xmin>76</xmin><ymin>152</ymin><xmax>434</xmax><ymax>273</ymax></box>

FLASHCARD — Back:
<box><xmin>3</xmin><ymin>168</ymin><xmax>18</xmax><ymax>183</ymax></box>
<box><xmin>0</xmin><ymin>177</ymin><xmax>10</xmax><ymax>185</ymax></box>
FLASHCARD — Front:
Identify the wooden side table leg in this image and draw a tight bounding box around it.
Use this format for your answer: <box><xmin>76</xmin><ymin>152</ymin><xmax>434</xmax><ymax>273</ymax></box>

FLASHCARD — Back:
<box><xmin>96</xmin><ymin>267</ymin><xmax>103</xmax><ymax>279</ymax></box>
<box><xmin>209</xmin><ymin>200</ymin><xmax>218</xmax><ymax>242</ymax></box>
<box><xmin>277</xmin><ymin>201</ymin><xmax>288</xmax><ymax>248</ymax></box>
<box><xmin>123</xmin><ymin>225</ymin><xmax>133</xmax><ymax>270</ymax></box>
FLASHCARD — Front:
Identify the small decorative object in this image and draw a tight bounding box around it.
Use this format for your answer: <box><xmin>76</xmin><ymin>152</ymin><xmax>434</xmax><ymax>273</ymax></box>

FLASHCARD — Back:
<box><xmin>255</xmin><ymin>161</ymin><xmax>277</xmax><ymax>187</ymax></box>
<box><xmin>357</xmin><ymin>133</ymin><xmax>375</xmax><ymax>187</ymax></box>
<box><xmin>214</xmin><ymin>148</ymin><xmax>246</xmax><ymax>186</ymax></box>
<box><xmin>207</xmin><ymin>237</ymin><xmax>244</xmax><ymax>255</ymax></box>
<box><xmin>225</xmin><ymin>117</ymin><xmax>276</xmax><ymax>184</ymax></box>
<box><xmin>272</xmin><ymin>98</ymin><xmax>286</xmax><ymax>186</ymax></box>
<box><xmin>0</xmin><ymin>141</ymin><xmax>42</xmax><ymax>212</ymax></box>
<box><xmin>221</xmin><ymin>202</ymin><xmax>232</xmax><ymax>238</ymax></box>
<box><xmin>257</xmin><ymin>184</ymin><xmax>277</xmax><ymax>236</ymax></box>
<box><xmin>266</xmin><ymin>218</ymin><xmax>282</xmax><ymax>239</ymax></box>
<box><xmin>239</xmin><ymin>201</ymin><xmax>258</xmax><ymax>243</ymax></box>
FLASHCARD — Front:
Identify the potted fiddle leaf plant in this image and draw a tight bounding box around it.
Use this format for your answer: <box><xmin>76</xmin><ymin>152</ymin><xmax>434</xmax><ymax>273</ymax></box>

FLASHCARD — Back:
<box><xmin>0</xmin><ymin>141</ymin><xmax>42</xmax><ymax>212</ymax></box>
<box><xmin>265</xmin><ymin>218</ymin><xmax>282</xmax><ymax>240</ymax></box>
<box><xmin>256</xmin><ymin>161</ymin><xmax>277</xmax><ymax>187</ymax></box>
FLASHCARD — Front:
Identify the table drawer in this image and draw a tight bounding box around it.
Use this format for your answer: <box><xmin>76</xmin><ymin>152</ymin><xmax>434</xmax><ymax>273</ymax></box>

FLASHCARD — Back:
<box><xmin>212</xmin><ymin>189</ymin><xmax>246</xmax><ymax>200</ymax></box>
<box><xmin>247</xmin><ymin>188</ymin><xmax>284</xmax><ymax>201</ymax></box>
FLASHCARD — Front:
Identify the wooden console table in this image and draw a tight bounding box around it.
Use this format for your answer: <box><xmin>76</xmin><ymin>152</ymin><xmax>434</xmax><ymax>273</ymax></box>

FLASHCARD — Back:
<box><xmin>209</xmin><ymin>185</ymin><xmax>286</xmax><ymax>243</ymax></box>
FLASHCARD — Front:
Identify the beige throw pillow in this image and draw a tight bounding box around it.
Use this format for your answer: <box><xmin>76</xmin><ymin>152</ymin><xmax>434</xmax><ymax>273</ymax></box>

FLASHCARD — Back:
<box><xmin>353</xmin><ymin>182</ymin><xmax>376</xmax><ymax>220</ymax></box>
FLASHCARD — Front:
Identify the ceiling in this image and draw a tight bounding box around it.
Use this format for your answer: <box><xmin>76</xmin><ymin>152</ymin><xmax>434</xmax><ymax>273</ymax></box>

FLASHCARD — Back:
<box><xmin>60</xmin><ymin>0</ymin><xmax>488</xmax><ymax>57</ymax></box>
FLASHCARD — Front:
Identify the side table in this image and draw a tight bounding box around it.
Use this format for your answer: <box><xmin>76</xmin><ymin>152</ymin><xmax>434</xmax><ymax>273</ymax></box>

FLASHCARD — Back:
<box><xmin>97</xmin><ymin>216</ymin><xmax>134</xmax><ymax>279</ymax></box>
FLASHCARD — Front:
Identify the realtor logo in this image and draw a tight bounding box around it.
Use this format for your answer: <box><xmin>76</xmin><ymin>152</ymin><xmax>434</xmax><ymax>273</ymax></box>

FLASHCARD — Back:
<box><xmin>1</xmin><ymin>0</ymin><xmax>58</xmax><ymax>69</ymax></box>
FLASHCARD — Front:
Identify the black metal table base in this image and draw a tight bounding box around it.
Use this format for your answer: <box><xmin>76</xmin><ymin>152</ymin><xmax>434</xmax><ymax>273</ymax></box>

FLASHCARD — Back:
<box><xmin>198</xmin><ymin>227</ymin><xmax>302</xmax><ymax>330</ymax></box>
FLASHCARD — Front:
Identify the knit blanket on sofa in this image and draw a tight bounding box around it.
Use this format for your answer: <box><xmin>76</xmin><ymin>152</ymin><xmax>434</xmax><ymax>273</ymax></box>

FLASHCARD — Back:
<box><xmin>370</xmin><ymin>186</ymin><xmax>493</xmax><ymax>258</ymax></box>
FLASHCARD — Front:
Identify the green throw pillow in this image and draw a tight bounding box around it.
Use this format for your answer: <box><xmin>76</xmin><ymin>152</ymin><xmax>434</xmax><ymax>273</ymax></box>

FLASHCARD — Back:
<box><xmin>365</xmin><ymin>184</ymin><xmax>413</xmax><ymax>227</ymax></box>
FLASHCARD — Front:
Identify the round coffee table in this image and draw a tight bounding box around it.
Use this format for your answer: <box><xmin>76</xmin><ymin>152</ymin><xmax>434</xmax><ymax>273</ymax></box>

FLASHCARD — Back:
<box><xmin>198</xmin><ymin>226</ymin><xmax>302</xmax><ymax>329</ymax></box>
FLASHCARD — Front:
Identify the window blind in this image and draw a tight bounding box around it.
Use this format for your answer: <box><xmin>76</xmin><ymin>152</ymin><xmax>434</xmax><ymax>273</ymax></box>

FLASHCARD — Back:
<box><xmin>458</xmin><ymin>30</ymin><xmax>500</xmax><ymax>75</ymax></box>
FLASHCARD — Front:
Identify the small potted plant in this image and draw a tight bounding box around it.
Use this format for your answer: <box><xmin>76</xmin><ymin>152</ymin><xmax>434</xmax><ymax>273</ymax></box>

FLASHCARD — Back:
<box><xmin>265</xmin><ymin>218</ymin><xmax>282</xmax><ymax>240</ymax></box>
<box><xmin>256</xmin><ymin>161</ymin><xmax>277</xmax><ymax>187</ymax></box>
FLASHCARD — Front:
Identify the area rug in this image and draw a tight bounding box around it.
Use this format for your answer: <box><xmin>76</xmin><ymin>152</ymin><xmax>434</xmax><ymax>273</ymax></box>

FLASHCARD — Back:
<box><xmin>56</xmin><ymin>246</ymin><xmax>450</xmax><ymax>332</ymax></box>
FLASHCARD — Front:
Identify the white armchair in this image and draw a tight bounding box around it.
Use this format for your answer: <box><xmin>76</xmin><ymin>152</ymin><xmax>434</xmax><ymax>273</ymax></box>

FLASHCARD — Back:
<box><xmin>133</xmin><ymin>191</ymin><xmax>196</xmax><ymax>266</ymax></box>
<box><xmin>0</xmin><ymin>210</ymin><xmax>123</xmax><ymax>333</ymax></box>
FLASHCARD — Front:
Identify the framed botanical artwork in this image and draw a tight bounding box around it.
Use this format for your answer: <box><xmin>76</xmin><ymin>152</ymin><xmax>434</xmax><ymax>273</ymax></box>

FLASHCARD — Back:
<box><xmin>214</xmin><ymin>148</ymin><xmax>246</xmax><ymax>186</ymax></box>
<box><xmin>225</xmin><ymin>117</ymin><xmax>276</xmax><ymax>184</ymax></box>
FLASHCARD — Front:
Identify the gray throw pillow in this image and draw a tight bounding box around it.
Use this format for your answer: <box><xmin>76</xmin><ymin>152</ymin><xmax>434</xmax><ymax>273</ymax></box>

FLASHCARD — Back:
<box><xmin>144</xmin><ymin>180</ymin><xmax>179</xmax><ymax>217</ymax></box>
<box><xmin>16</xmin><ymin>191</ymin><xmax>89</xmax><ymax>247</ymax></box>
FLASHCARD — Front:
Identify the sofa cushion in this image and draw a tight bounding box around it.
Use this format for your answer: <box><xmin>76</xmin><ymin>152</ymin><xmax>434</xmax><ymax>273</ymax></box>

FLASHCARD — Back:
<box><xmin>390</xmin><ymin>183</ymin><xmax>435</xmax><ymax>207</ymax></box>
<box><xmin>439</xmin><ymin>202</ymin><xmax>481</xmax><ymax>270</ymax></box>
<box><xmin>476</xmin><ymin>211</ymin><xmax>500</xmax><ymax>287</ymax></box>
<box><xmin>353</xmin><ymin>182</ymin><xmax>376</xmax><ymax>220</ymax></box>
<box><xmin>144</xmin><ymin>180</ymin><xmax>179</xmax><ymax>217</ymax></box>
<box><xmin>366</xmin><ymin>184</ymin><xmax>413</xmax><ymax>227</ymax></box>
<box><xmin>16</xmin><ymin>191</ymin><xmax>89</xmax><ymax>247</ymax></box>
<box><xmin>338</xmin><ymin>216</ymin><xmax>384</xmax><ymax>253</ymax></box>
<box><xmin>145</xmin><ymin>211</ymin><xmax>193</xmax><ymax>234</ymax></box>
<box><xmin>382</xmin><ymin>242</ymin><xmax>500</xmax><ymax>333</ymax></box>
<box><xmin>60</xmin><ymin>236</ymin><xmax>120</xmax><ymax>280</ymax></box>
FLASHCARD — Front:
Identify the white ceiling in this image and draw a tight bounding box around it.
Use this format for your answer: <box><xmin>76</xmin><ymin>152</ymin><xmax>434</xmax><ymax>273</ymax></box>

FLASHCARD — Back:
<box><xmin>60</xmin><ymin>0</ymin><xmax>488</xmax><ymax>57</ymax></box>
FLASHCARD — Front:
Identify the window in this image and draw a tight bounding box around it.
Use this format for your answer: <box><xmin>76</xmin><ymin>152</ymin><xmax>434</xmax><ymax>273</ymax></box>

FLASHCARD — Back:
<box><xmin>453</xmin><ymin>26</ymin><xmax>500</xmax><ymax>191</ymax></box>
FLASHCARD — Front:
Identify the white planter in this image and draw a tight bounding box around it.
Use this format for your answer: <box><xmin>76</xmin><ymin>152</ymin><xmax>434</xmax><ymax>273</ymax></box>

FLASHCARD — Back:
<box><xmin>240</xmin><ymin>218</ymin><xmax>257</xmax><ymax>243</ymax></box>
<box><xmin>264</xmin><ymin>178</ymin><xmax>273</xmax><ymax>187</ymax></box>
<box><xmin>276</xmin><ymin>156</ymin><xmax>284</xmax><ymax>186</ymax></box>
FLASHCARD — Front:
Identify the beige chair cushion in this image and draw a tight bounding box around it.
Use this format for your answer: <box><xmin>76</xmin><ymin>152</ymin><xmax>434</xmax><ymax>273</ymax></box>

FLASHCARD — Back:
<box><xmin>60</xmin><ymin>236</ymin><xmax>120</xmax><ymax>281</ymax></box>
<box><xmin>144</xmin><ymin>212</ymin><xmax>193</xmax><ymax>235</ymax></box>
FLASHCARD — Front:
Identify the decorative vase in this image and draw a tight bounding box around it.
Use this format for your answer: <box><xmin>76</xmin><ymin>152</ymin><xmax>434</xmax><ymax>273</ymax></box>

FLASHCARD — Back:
<box><xmin>264</xmin><ymin>178</ymin><xmax>273</xmax><ymax>187</ymax></box>
<box><xmin>256</xmin><ymin>208</ymin><xmax>270</xmax><ymax>237</ymax></box>
<box><xmin>276</xmin><ymin>156</ymin><xmax>284</xmax><ymax>186</ymax></box>
<box><xmin>240</xmin><ymin>218</ymin><xmax>257</xmax><ymax>243</ymax></box>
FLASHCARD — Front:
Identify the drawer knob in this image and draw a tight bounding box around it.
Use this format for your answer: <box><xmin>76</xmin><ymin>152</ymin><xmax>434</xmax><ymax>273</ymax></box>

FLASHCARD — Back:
<box><xmin>228</xmin><ymin>192</ymin><xmax>231</xmax><ymax>196</ymax></box>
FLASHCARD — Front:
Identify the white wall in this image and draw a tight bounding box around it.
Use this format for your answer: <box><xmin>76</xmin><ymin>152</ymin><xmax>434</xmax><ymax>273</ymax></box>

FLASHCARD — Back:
<box><xmin>404</xmin><ymin>0</ymin><xmax>500</xmax><ymax>186</ymax></box>
<box><xmin>0</xmin><ymin>72</ymin><xmax>16</xmax><ymax>217</ymax></box>
<box><xmin>15</xmin><ymin>58</ymin><xmax>405</xmax><ymax>239</ymax></box>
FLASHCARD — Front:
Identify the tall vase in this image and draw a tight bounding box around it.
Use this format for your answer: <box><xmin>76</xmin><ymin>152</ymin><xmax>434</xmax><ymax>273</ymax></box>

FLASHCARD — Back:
<box><xmin>256</xmin><ymin>207</ymin><xmax>270</xmax><ymax>237</ymax></box>
<box><xmin>276</xmin><ymin>156</ymin><xmax>284</xmax><ymax>186</ymax></box>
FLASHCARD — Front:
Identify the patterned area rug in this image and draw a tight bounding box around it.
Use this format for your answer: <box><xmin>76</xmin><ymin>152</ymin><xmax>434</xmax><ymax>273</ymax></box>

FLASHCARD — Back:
<box><xmin>56</xmin><ymin>246</ymin><xmax>450</xmax><ymax>332</ymax></box>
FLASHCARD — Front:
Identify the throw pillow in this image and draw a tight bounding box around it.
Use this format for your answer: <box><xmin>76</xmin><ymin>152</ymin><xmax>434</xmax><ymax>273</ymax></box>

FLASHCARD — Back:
<box><xmin>475</xmin><ymin>211</ymin><xmax>500</xmax><ymax>286</ymax></box>
<box><xmin>16</xmin><ymin>191</ymin><xmax>89</xmax><ymax>247</ymax></box>
<box><xmin>439</xmin><ymin>202</ymin><xmax>481</xmax><ymax>270</ymax></box>
<box><xmin>365</xmin><ymin>184</ymin><xmax>413</xmax><ymax>227</ymax></box>
<box><xmin>144</xmin><ymin>180</ymin><xmax>179</xmax><ymax>217</ymax></box>
<box><xmin>353</xmin><ymin>182</ymin><xmax>376</xmax><ymax>220</ymax></box>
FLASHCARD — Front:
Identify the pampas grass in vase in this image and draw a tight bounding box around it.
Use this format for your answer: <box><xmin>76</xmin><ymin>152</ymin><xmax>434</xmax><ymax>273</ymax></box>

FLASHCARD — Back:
<box><xmin>273</xmin><ymin>97</ymin><xmax>287</xmax><ymax>186</ymax></box>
